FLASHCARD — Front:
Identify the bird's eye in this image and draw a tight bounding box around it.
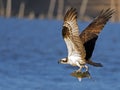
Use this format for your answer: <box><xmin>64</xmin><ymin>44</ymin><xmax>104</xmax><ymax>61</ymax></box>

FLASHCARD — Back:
<box><xmin>62</xmin><ymin>59</ymin><xmax>67</xmax><ymax>62</ymax></box>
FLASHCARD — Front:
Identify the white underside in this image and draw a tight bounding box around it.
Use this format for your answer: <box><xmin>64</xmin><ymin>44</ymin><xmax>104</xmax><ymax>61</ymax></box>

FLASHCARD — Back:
<box><xmin>68</xmin><ymin>54</ymin><xmax>85</xmax><ymax>66</ymax></box>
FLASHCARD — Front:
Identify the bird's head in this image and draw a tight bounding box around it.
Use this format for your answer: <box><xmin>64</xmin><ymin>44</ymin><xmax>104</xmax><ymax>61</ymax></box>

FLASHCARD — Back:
<box><xmin>58</xmin><ymin>57</ymin><xmax>68</xmax><ymax>64</ymax></box>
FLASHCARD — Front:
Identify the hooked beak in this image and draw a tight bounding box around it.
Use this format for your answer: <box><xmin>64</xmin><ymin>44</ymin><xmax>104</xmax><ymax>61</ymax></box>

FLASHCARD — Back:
<box><xmin>58</xmin><ymin>60</ymin><xmax>61</xmax><ymax>64</ymax></box>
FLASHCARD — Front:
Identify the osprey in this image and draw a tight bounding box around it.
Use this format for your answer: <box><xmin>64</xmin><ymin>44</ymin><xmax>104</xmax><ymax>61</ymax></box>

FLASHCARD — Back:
<box><xmin>58</xmin><ymin>8</ymin><xmax>114</xmax><ymax>72</ymax></box>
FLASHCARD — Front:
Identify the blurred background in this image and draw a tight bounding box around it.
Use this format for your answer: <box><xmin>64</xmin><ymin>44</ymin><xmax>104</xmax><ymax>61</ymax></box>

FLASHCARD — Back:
<box><xmin>0</xmin><ymin>0</ymin><xmax>120</xmax><ymax>90</ymax></box>
<box><xmin>0</xmin><ymin>0</ymin><xmax>120</xmax><ymax>21</ymax></box>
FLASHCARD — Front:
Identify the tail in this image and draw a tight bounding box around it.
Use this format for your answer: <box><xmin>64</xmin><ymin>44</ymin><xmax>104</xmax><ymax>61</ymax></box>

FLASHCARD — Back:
<box><xmin>87</xmin><ymin>60</ymin><xmax>103</xmax><ymax>67</ymax></box>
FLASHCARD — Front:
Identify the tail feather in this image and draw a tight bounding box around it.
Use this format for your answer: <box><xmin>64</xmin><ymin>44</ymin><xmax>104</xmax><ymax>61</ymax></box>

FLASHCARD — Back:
<box><xmin>87</xmin><ymin>60</ymin><xmax>103</xmax><ymax>67</ymax></box>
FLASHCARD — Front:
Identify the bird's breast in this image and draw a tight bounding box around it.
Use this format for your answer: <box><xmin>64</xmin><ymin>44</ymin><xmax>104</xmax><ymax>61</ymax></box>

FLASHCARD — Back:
<box><xmin>68</xmin><ymin>54</ymin><xmax>85</xmax><ymax>66</ymax></box>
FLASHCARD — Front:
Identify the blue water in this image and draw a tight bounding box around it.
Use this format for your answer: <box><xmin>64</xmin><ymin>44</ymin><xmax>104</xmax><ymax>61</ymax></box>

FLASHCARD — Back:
<box><xmin>0</xmin><ymin>17</ymin><xmax>120</xmax><ymax>90</ymax></box>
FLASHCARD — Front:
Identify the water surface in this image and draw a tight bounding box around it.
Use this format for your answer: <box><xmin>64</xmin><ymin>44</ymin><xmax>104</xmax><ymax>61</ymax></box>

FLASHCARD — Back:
<box><xmin>0</xmin><ymin>18</ymin><xmax>120</xmax><ymax>90</ymax></box>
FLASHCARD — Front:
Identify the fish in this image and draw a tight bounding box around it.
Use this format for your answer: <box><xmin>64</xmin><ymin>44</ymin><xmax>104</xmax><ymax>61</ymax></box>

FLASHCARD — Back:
<box><xmin>71</xmin><ymin>71</ymin><xmax>91</xmax><ymax>81</ymax></box>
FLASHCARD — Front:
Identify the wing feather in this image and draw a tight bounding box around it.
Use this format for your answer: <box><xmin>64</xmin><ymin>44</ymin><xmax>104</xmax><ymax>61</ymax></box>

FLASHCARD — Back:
<box><xmin>80</xmin><ymin>8</ymin><xmax>114</xmax><ymax>43</ymax></box>
<box><xmin>80</xmin><ymin>8</ymin><xmax>114</xmax><ymax>60</ymax></box>
<box><xmin>62</xmin><ymin>8</ymin><xmax>86</xmax><ymax>59</ymax></box>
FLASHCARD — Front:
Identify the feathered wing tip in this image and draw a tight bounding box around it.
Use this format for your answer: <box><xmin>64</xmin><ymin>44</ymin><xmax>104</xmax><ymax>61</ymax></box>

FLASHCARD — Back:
<box><xmin>80</xmin><ymin>8</ymin><xmax>115</xmax><ymax>42</ymax></box>
<box><xmin>97</xmin><ymin>8</ymin><xmax>115</xmax><ymax>22</ymax></box>
<box><xmin>63</xmin><ymin>8</ymin><xmax>80</xmax><ymax>37</ymax></box>
<box><xmin>64</xmin><ymin>8</ymin><xmax>77</xmax><ymax>22</ymax></box>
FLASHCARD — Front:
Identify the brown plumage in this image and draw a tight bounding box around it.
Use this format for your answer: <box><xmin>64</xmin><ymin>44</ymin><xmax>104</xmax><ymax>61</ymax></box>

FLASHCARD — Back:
<box><xmin>59</xmin><ymin>8</ymin><xmax>114</xmax><ymax>71</ymax></box>
<box><xmin>63</xmin><ymin>8</ymin><xmax>86</xmax><ymax>61</ymax></box>
<box><xmin>79</xmin><ymin>8</ymin><xmax>114</xmax><ymax>66</ymax></box>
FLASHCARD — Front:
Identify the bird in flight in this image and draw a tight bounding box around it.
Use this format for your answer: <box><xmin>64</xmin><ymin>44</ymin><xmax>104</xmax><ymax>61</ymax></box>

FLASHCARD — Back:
<box><xmin>58</xmin><ymin>8</ymin><xmax>114</xmax><ymax>72</ymax></box>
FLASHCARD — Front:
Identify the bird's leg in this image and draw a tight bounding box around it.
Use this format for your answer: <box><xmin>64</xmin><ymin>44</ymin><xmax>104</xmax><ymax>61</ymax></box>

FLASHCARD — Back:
<box><xmin>75</xmin><ymin>65</ymin><xmax>89</xmax><ymax>72</ymax></box>
<box><xmin>85</xmin><ymin>65</ymin><xmax>89</xmax><ymax>71</ymax></box>
<box><xmin>76</xmin><ymin>62</ymin><xmax>83</xmax><ymax>72</ymax></box>
<box><xmin>78</xmin><ymin>66</ymin><xmax>82</xmax><ymax>72</ymax></box>
<box><xmin>75</xmin><ymin>67</ymin><xmax>82</xmax><ymax>72</ymax></box>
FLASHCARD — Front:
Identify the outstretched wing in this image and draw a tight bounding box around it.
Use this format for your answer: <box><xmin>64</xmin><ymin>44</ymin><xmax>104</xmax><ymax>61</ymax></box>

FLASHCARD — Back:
<box><xmin>62</xmin><ymin>8</ymin><xmax>86</xmax><ymax>59</ymax></box>
<box><xmin>80</xmin><ymin>8</ymin><xmax>114</xmax><ymax>60</ymax></box>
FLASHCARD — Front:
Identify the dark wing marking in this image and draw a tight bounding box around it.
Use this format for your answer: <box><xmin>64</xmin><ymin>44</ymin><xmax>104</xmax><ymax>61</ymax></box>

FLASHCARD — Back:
<box><xmin>79</xmin><ymin>8</ymin><xmax>114</xmax><ymax>60</ymax></box>
<box><xmin>62</xmin><ymin>8</ymin><xmax>86</xmax><ymax>59</ymax></box>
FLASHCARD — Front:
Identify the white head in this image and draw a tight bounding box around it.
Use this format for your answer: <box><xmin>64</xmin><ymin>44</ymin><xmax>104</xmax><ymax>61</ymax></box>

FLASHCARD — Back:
<box><xmin>58</xmin><ymin>57</ymin><xmax>68</xmax><ymax>64</ymax></box>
